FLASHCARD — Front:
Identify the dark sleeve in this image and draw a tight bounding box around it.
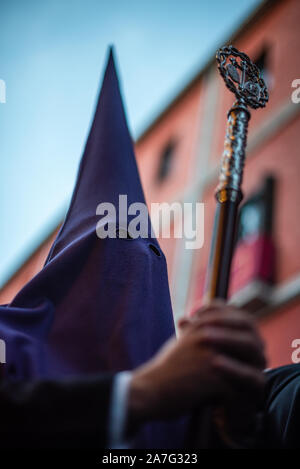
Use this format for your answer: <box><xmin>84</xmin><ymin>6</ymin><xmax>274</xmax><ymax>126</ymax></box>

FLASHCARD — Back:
<box><xmin>0</xmin><ymin>374</ymin><xmax>114</xmax><ymax>449</ymax></box>
<box><xmin>261</xmin><ymin>364</ymin><xmax>300</xmax><ymax>449</ymax></box>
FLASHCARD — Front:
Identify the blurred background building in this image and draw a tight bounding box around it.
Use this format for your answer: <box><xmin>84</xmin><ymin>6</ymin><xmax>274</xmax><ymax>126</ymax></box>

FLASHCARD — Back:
<box><xmin>1</xmin><ymin>0</ymin><xmax>300</xmax><ymax>368</ymax></box>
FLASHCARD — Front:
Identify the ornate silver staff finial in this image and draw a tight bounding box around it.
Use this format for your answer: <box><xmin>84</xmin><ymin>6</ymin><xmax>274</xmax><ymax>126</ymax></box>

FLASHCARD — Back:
<box><xmin>215</xmin><ymin>45</ymin><xmax>269</xmax><ymax>204</ymax></box>
<box><xmin>216</xmin><ymin>45</ymin><xmax>268</xmax><ymax>109</ymax></box>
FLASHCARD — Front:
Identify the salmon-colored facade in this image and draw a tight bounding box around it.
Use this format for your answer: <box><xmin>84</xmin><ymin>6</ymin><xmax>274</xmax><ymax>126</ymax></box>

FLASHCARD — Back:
<box><xmin>1</xmin><ymin>0</ymin><xmax>300</xmax><ymax>368</ymax></box>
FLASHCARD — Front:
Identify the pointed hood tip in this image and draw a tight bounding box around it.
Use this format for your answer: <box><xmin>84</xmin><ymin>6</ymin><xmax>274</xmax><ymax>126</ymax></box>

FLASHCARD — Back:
<box><xmin>105</xmin><ymin>45</ymin><xmax>118</xmax><ymax>75</ymax></box>
<box><xmin>108</xmin><ymin>45</ymin><xmax>116</xmax><ymax>61</ymax></box>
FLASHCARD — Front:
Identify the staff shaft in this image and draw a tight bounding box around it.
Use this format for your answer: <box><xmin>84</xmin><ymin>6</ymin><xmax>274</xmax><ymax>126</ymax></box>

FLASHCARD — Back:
<box><xmin>205</xmin><ymin>102</ymin><xmax>250</xmax><ymax>300</ymax></box>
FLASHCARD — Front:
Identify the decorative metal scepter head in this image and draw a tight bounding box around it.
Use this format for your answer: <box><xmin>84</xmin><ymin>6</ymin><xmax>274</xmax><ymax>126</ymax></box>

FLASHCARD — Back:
<box><xmin>205</xmin><ymin>45</ymin><xmax>269</xmax><ymax>301</ymax></box>
<box><xmin>215</xmin><ymin>45</ymin><xmax>269</xmax><ymax>204</ymax></box>
<box><xmin>216</xmin><ymin>45</ymin><xmax>268</xmax><ymax>109</ymax></box>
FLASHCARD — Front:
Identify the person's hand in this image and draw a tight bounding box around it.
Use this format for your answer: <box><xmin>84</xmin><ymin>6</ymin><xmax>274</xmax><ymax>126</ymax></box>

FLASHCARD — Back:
<box><xmin>127</xmin><ymin>302</ymin><xmax>266</xmax><ymax>430</ymax></box>
<box><xmin>181</xmin><ymin>302</ymin><xmax>267</xmax><ymax>444</ymax></box>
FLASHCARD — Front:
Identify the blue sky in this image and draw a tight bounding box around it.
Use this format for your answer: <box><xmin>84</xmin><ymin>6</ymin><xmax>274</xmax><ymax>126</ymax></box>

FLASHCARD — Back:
<box><xmin>0</xmin><ymin>0</ymin><xmax>262</xmax><ymax>286</ymax></box>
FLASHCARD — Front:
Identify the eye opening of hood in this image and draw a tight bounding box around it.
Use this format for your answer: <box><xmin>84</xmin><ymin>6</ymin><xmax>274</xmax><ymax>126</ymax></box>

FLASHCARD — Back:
<box><xmin>149</xmin><ymin>243</ymin><xmax>161</xmax><ymax>257</ymax></box>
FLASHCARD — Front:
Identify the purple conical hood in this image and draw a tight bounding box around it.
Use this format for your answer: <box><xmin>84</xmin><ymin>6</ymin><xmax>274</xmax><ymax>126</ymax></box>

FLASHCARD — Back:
<box><xmin>46</xmin><ymin>48</ymin><xmax>155</xmax><ymax>264</ymax></box>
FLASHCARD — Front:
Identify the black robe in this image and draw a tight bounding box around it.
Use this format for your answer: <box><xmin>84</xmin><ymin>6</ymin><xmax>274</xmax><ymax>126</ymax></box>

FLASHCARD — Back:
<box><xmin>0</xmin><ymin>373</ymin><xmax>113</xmax><ymax>448</ymax></box>
<box><xmin>261</xmin><ymin>364</ymin><xmax>300</xmax><ymax>449</ymax></box>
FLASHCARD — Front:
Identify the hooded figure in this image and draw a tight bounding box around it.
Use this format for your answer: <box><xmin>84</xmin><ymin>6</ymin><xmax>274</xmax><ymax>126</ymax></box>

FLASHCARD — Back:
<box><xmin>0</xmin><ymin>48</ymin><xmax>187</xmax><ymax>447</ymax></box>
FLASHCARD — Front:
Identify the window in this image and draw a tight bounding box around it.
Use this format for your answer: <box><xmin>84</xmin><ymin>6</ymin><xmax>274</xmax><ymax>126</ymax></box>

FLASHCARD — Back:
<box><xmin>229</xmin><ymin>175</ymin><xmax>276</xmax><ymax>311</ymax></box>
<box><xmin>254</xmin><ymin>48</ymin><xmax>272</xmax><ymax>89</ymax></box>
<box><xmin>156</xmin><ymin>141</ymin><xmax>176</xmax><ymax>183</ymax></box>
<box><xmin>237</xmin><ymin>175</ymin><xmax>275</xmax><ymax>243</ymax></box>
